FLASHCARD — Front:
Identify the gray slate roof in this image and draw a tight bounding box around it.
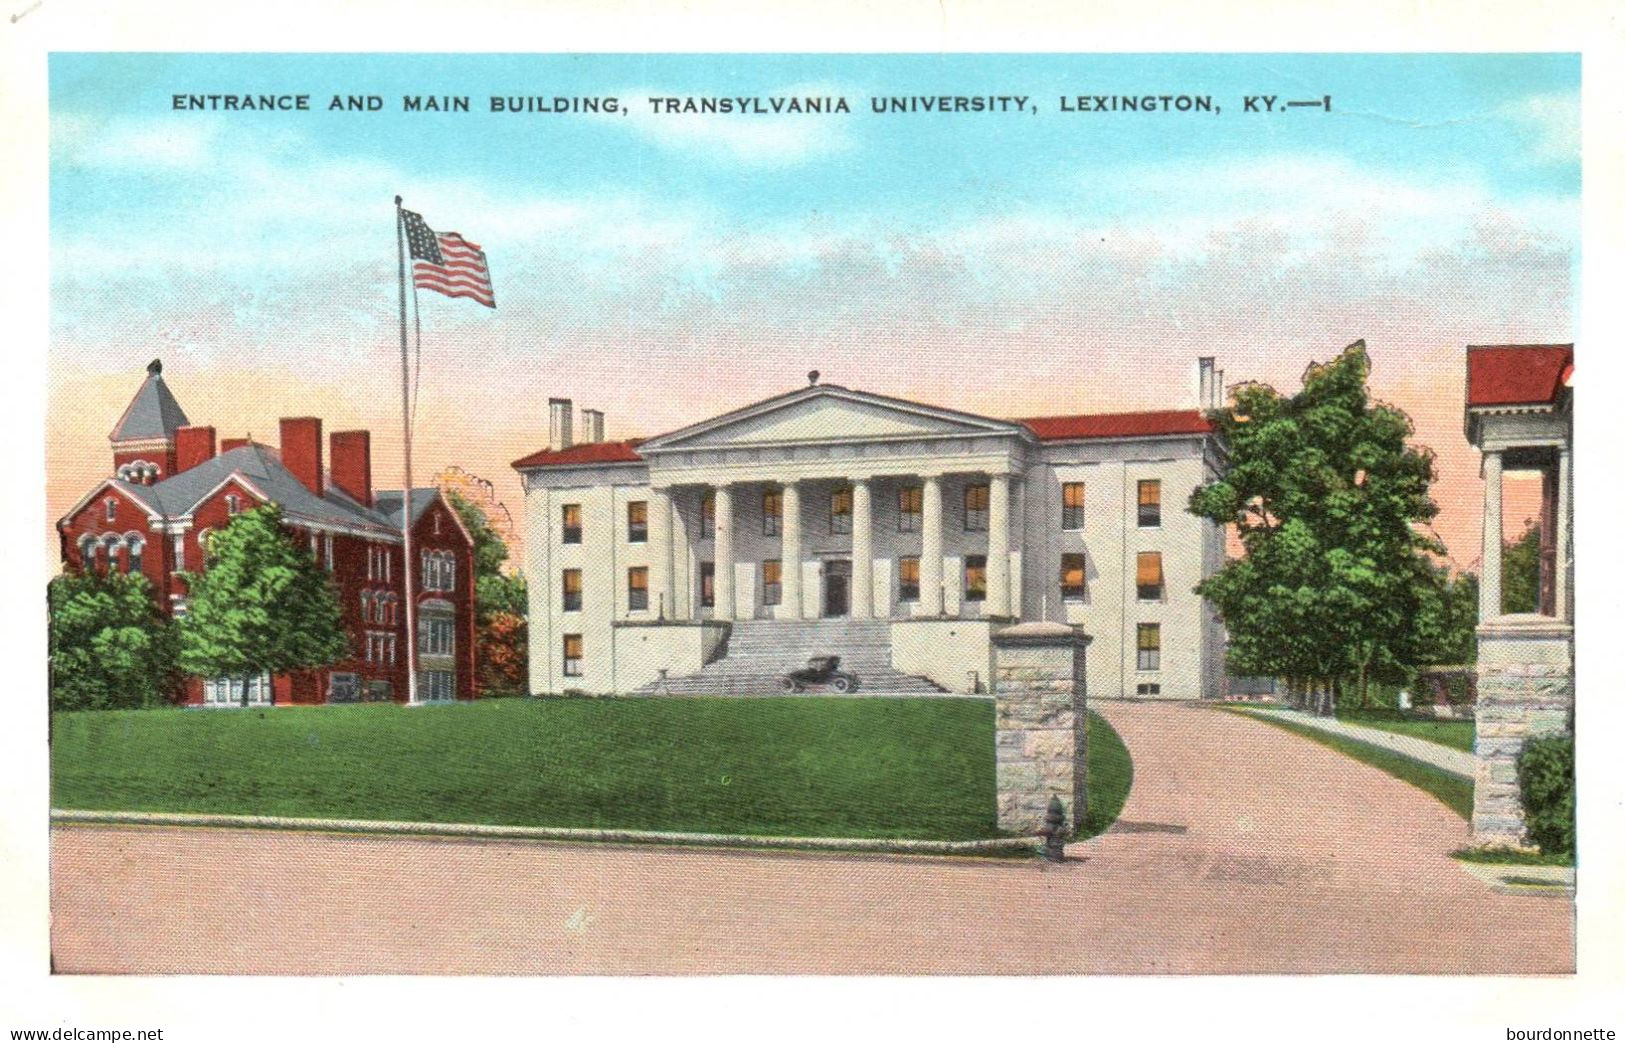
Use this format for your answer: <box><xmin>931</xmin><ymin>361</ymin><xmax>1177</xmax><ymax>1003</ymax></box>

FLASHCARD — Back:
<box><xmin>109</xmin><ymin>368</ymin><xmax>191</xmax><ymax>442</ymax></box>
<box><xmin>100</xmin><ymin>443</ymin><xmax>438</xmax><ymax>540</ymax></box>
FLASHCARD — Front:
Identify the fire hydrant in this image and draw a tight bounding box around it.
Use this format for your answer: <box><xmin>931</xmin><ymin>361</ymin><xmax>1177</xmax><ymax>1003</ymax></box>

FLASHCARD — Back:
<box><xmin>1038</xmin><ymin>796</ymin><xmax>1068</xmax><ymax>863</ymax></box>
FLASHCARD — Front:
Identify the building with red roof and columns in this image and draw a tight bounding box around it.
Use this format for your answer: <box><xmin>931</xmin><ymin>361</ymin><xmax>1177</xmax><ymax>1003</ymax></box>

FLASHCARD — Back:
<box><xmin>513</xmin><ymin>359</ymin><xmax>1231</xmax><ymax>699</ymax></box>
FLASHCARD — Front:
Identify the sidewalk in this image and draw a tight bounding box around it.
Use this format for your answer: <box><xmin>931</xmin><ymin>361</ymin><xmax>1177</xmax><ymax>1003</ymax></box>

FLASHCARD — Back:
<box><xmin>1225</xmin><ymin>706</ymin><xmax>1475</xmax><ymax>777</ymax></box>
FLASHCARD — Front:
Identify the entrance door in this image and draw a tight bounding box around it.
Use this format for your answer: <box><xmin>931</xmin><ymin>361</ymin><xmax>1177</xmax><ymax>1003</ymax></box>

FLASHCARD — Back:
<box><xmin>823</xmin><ymin>559</ymin><xmax>851</xmax><ymax>617</ymax></box>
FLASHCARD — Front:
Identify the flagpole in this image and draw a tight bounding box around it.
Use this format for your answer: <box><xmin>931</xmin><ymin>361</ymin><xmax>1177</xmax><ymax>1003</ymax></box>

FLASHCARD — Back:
<box><xmin>395</xmin><ymin>195</ymin><xmax>420</xmax><ymax>706</ymax></box>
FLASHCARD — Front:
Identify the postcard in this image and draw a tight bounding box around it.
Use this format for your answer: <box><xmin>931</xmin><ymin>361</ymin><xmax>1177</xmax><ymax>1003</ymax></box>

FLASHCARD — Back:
<box><xmin>6</xmin><ymin>33</ymin><xmax>1620</xmax><ymax>1042</ymax></box>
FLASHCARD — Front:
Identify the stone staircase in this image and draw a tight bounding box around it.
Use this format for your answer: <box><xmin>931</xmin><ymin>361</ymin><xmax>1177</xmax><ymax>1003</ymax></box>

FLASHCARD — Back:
<box><xmin>636</xmin><ymin>619</ymin><xmax>947</xmax><ymax>697</ymax></box>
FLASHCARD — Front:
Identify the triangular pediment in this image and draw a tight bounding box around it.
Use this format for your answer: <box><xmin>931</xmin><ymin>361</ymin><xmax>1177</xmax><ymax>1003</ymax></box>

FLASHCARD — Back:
<box><xmin>639</xmin><ymin>386</ymin><xmax>1025</xmax><ymax>452</ymax></box>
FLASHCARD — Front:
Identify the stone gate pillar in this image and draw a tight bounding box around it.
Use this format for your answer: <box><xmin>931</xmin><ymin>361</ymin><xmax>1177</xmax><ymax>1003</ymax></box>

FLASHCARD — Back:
<box><xmin>1473</xmin><ymin>618</ymin><xmax>1574</xmax><ymax>845</ymax></box>
<box><xmin>993</xmin><ymin>621</ymin><xmax>1091</xmax><ymax>835</ymax></box>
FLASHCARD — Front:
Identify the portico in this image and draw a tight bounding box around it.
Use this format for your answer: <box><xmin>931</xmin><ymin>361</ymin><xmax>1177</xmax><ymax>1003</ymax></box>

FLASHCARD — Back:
<box><xmin>635</xmin><ymin>381</ymin><xmax>1031</xmax><ymax>624</ymax></box>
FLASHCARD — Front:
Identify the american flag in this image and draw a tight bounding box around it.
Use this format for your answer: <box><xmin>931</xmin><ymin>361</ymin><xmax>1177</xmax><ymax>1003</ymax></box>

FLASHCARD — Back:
<box><xmin>401</xmin><ymin>208</ymin><xmax>495</xmax><ymax>308</ymax></box>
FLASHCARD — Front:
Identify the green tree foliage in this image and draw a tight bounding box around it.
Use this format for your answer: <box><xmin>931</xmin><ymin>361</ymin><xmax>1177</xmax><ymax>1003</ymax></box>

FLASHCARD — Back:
<box><xmin>1501</xmin><ymin>519</ymin><xmax>1543</xmax><ymax>615</ymax></box>
<box><xmin>1188</xmin><ymin>341</ymin><xmax>1445</xmax><ymax>709</ymax></box>
<box><xmin>1517</xmin><ymin>735</ymin><xmax>1574</xmax><ymax>855</ymax></box>
<box><xmin>445</xmin><ymin>490</ymin><xmax>529</xmax><ymax>693</ymax></box>
<box><xmin>48</xmin><ymin>570</ymin><xmax>177</xmax><ymax>711</ymax></box>
<box><xmin>177</xmin><ymin>504</ymin><xmax>347</xmax><ymax>704</ymax></box>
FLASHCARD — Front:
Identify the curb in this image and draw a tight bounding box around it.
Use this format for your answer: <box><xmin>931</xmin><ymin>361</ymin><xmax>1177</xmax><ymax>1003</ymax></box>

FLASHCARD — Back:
<box><xmin>50</xmin><ymin>808</ymin><xmax>1041</xmax><ymax>857</ymax></box>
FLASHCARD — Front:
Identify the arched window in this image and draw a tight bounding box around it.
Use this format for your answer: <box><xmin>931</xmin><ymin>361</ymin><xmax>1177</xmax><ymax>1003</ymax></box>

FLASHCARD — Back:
<box><xmin>124</xmin><ymin>533</ymin><xmax>145</xmax><ymax>575</ymax></box>
<box><xmin>226</xmin><ymin>494</ymin><xmax>241</xmax><ymax>516</ymax></box>
<box><xmin>105</xmin><ymin>497</ymin><xmax>118</xmax><ymax>522</ymax></box>
<box><xmin>100</xmin><ymin>533</ymin><xmax>122</xmax><ymax>576</ymax></box>
<box><xmin>385</xmin><ymin>593</ymin><xmax>399</xmax><ymax>625</ymax></box>
<box><xmin>77</xmin><ymin>534</ymin><xmax>96</xmax><ymax>571</ymax></box>
<box><xmin>360</xmin><ymin>591</ymin><xmax>373</xmax><ymax>623</ymax></box>
<box><xmin>197</xmin><ymin>528</ymin><xmax>215</xmax><ymax>568</ymax></box>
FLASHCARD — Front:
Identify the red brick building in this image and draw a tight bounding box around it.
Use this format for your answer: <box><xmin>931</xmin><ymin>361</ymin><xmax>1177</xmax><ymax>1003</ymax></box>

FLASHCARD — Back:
<box><xmin>56</xmin><ymin>359</ymin><xmax>478</xmax><ymax>707</ymax></box>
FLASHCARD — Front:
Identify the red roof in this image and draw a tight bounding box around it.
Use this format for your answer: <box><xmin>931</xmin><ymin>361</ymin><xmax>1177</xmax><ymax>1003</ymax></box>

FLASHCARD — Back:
<box><xmin>511</xmin><ymin>438</ymin><xmax>645</xmax><ymax>470</ymax></box>
<box><xmin>1018</xmin><ymin>409</ymin><xmax>1215</xmax><ymax>442</ymax></box>
<box><xmin>1467</xmin><ymin>344</ymin><xmax>1573</xmax><ymax>408</ymax></box>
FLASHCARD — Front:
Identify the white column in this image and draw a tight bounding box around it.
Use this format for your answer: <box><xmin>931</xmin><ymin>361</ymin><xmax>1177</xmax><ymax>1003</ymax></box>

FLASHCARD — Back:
<box><xmin>1556</xmin><ymin>446</ymin><xmax>1571</xmax><ymax>623</ymax></box>
<box><xmin>650</xmin><ymin>486</ymin><xmax>674</xmax><ymax>620</ymax></box>
<box><xmin>851</xmin><ymin>478</ymin><xmax>874</xmax><ymax>619</ymax></box>
<box><xmin>780</xmin><ymin>481</ymin><xmax>803</xmax><ymax>619</ymax></box>
<box><xmin>714</xmin><ymin>484</ymin><xmax>735</xmax><ymax>620</ymax></box>
<box><xmin>986</xmin><ymin>472</ymin><xmax>1011</xmax><ymax>618</ymax></box>
<box><xmin>920</xmin><ymin>475</ymin><xmax>944</xmax><ymax>616</ymax></box>
<box><xmin>1480</xmin><ymin>450</ymin><xmax>1503</xmax><ymax>622</ymax></box>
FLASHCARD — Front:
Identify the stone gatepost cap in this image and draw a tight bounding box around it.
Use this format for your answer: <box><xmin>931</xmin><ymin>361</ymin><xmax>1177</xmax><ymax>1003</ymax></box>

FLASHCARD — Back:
<box><xmin>993</xmin><ymin>620</ymin><xmax>1092</xmax><ymax>646</ymax></box>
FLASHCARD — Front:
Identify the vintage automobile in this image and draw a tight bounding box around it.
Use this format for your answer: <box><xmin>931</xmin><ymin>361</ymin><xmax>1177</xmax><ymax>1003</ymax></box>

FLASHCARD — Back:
<box><xmin>778</xmin><ymin>655</ymin><xmax>861</xmax><ymax>694</ymax></box>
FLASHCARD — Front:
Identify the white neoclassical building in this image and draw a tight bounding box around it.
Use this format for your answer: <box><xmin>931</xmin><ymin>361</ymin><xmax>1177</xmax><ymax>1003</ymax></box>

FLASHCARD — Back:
<box><xmin>514</xmin><ymin>360</ymin><xmax>1230</xmax><ymax>699</ymax></box>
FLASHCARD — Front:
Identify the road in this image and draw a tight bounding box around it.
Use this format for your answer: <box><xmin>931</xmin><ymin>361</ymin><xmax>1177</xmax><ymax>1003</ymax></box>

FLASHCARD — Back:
<box><xmin>49</xmin><ymin>701</ymin><xmax>1573</xmax><ymax>974</ymax></box>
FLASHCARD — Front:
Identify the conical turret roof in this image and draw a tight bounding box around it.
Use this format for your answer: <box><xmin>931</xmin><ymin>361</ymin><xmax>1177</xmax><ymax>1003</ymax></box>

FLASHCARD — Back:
<box><xmin>109</xmin><ymin>358</ymin><xmax>190</xmax><ymax>442</ymax></box>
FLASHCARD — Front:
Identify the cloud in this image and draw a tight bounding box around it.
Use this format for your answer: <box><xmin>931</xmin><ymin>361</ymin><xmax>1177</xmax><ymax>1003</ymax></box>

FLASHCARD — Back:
<box><xmin>1498</xmin><ymin>91</ymin><xmax>1580</xmax><ymax>165</ymax></box>
<box><xmin>610</xmin><ymin>84</ymin><xmax>855</xmax><ymax>167</ymax></box>
<box><xmin>53</xmin><ymin>113</ymin><xmax>228</xmax><ymax>171</ymax></box>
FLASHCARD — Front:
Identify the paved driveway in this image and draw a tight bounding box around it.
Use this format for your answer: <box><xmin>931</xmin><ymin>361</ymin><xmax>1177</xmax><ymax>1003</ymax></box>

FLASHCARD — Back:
<box><xmin>49</xmin><ymin>701</ymin><xmax>1573</xmax><ymax>974</ymax></box>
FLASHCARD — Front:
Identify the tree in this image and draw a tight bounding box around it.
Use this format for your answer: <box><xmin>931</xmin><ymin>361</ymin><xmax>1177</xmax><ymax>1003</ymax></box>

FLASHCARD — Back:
<box><xmin>445</xmin><ymin>490</ymin><xmax>528</xmax><ymax>693</ymax></box>
<box><xmin>48</xmin><ymin>570</ymin><xmax>177</xmax><ymax>711</ymax></box>
<box><xmin>1189</xmin><ymin>341</ymin><xmax>1445</xmax><ymax>712</ymax></box>
<box><xmin>1501</xmin><ymin>520</ymin><xmax>1542</xmax><ymax>615</ymax></box>
<box><xmin>176</xmin><ymin>504</ymin><xmax>347</xmax><ymax>705</ymax></box>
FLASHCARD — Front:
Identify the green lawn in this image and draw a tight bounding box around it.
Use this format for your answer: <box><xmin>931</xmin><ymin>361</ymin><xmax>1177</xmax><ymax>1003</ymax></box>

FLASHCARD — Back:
<box><xmin>1227</xmin><ymin>708</ymin><xmax>1474</xmax><ymax>820</ymax></box>
<box><xmin>51</xmin><ymin>699</ymin><xmax>1135</xmax><ymax>843</ymax></box>
<box><xmin>1081</xmin><ymin>710</ymin><xmax>1133</xmax><ymax>838</ymax></box>
<box><xmin>1335</xmin><ymin>707</ymin><xmax>1475</xmax><ymax>753</ymax></box>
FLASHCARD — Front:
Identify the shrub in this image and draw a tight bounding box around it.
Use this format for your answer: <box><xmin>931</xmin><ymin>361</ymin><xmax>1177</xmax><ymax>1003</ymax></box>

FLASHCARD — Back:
<box><xmin>1516</xmin><ymin>735</ymin><xmax>1574</xmax><ymax>855</ymax></box>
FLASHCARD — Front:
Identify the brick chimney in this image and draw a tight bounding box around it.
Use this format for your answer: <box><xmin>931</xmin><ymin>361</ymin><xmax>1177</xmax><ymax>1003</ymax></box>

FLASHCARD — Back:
<box><xmin>279</xmin><ymin>417</ymin><xmax>324</xmax><ymax>496</ymax></box>
<box><xmin>175</xmin><ymin>425</ymin><xmax>217</xmax><ymax>473</ymax></box>
<box><xmin>330</xmin><ymin>430</ymin><xmax>372</xmax><ymax>506</ymax></box>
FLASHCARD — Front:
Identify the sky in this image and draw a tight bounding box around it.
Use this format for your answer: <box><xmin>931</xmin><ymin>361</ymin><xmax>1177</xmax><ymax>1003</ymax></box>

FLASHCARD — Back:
<box><xmin>47</xmin><ymin>52</ymin><xmax>1579</xmax><ymax>569</ymax></box>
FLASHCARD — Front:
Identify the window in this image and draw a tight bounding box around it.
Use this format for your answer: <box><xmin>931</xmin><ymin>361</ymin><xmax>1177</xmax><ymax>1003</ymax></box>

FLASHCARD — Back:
<box><xmin>422</xmin><ymin>550</ymin><xmax>456</xmax><ymax>592</ymax></box>
<box><xmin>1136</xmin><ymin>551</ymin><xmax>1164</xmax><ymax>601</ymax></box>
<box><xmin>964</xmin><ymin>554</ymin><xmax>987</xmax><ymax>602</ymax></box>
<box><xmin>204</xmin><ymin>673</ymin><xmax>272</xmax><ymax>706</ymax></box>
<box><xmin>368</xmin><ymin>546</ymin><xmax>392</xmax><ymax>582</ymax></box>
<box><xmin>762</xmin><ymin>559</ymin><xmax>782</xmax><ymax>606</ymax></box>
<box><xmin>700</xmin><ymin>562</ymin><xmax>715</xmax><ymax>608</ymax></box>
<box><xmin>125</xmin><ymin>535</ymin><xmax>144</xmax><ymax>574</ymax></box>
<box><xmin>963</xmin><ymin>484</ymin><xmax>989</xmax><ymax>531</ymax></box>
<box><xmin>1136</xmin><ymin>683</ymin><xmax>1162</xmax><ymax>697</ymax></box>
<box><xmin>1137</xmin><ymin>480</ymin><xmax>1162</xmax><ymax>528</ymax></box>
<box><xmin>384</xmin><ymin>594</ymin><xmax>398</xmax><ymax>626</ymax></box>
<box><xmin>627</xmin><ymin>566</ymin><xmax>649</xmax><ymax>611</ymax></box>
<box><xmin>762</xmin><ymin>490</ymin><xmax>782</xmax><ymax>536</ymax></box>
<box><xmin>897</xmin><ymin>486</ymin><xmax>922</xmax><ymax>532</ymax></box>
<box><xmin>627</xmin><ymin>500</ymin><xmax>648</xmax><ymax>543</ymax></box>
<box><xmin>701</xmin><ymin>494</ymin><xmax>715</xmax><ymax>538</ymax></box>
<box><xmin>898</xmin><ymin>556</ymin><xmax>920</xmax><ymax>602</ymax></box>
<box><xmin>323</xmin><ymin>533</ymin><xmax>334</xmax><ymax>571</ymax></box>
<box><xmin>1137</xmin><ymin>623</ymin><xmax>1161</xmax><ymax>671</ymax></box>
<box><xmin>197</xmin><ymin>528</ymin><xmax>216</xmax><ymax>568</ymax></box>
<box><xmin>101</xmin><ymin>534</ymin><xmax>121</xmax><ymax>575</ymax></box>
<box><xmin>105</xmin><ymin>497</ymin><xmax>117</xmax><ymax>522</ymax></box>
<box><xmin>562</xmin><ymin>568</ymin><xmax>583</xmax><ymax>611</ymax></box>
<box><xmin>829</xmin><ymin>488</ymin><xmax>852</xmax><ymax>534</ymax></box>
<box><xmin>420</xmin><ymin>670</ymin><xmax>454</xmax><ymax>701</ymax></box>
<box><xmin>360</xmin><ymin>591</ymin><xmax>374</xmax><ymax>623</ymax></box>
<box><xmin>1060</xmin><ymin>552</ymin><xmax>1087</xmax><ymax>601</ymax></box>
<box><xmin>562</xmin><ymin>504</ymin><xmax>582</xmax><ymax>544</ymax></box>
<box><xmin>77</xmin><ymin>534</ymin><xmax>96</xmax><ymax>571</ymax></box>
<box><xmin>1062</xmin><ymin>482</ymin><xmax>1086</xmax><ymax>530</ymax></box>
<box><xmin>562</xmin><ymin>634</ymin><xmax>583</xmax><ymax>676</ymax></box>
<box><xmin>418</xmin><ymin>614</ymin><xmax>455</xmax><ymax>657</ymax></box>
<box><xmin>225</xmin><ymin>493</ymin><xmax>241</xmax><ymax>516</ymax></box>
